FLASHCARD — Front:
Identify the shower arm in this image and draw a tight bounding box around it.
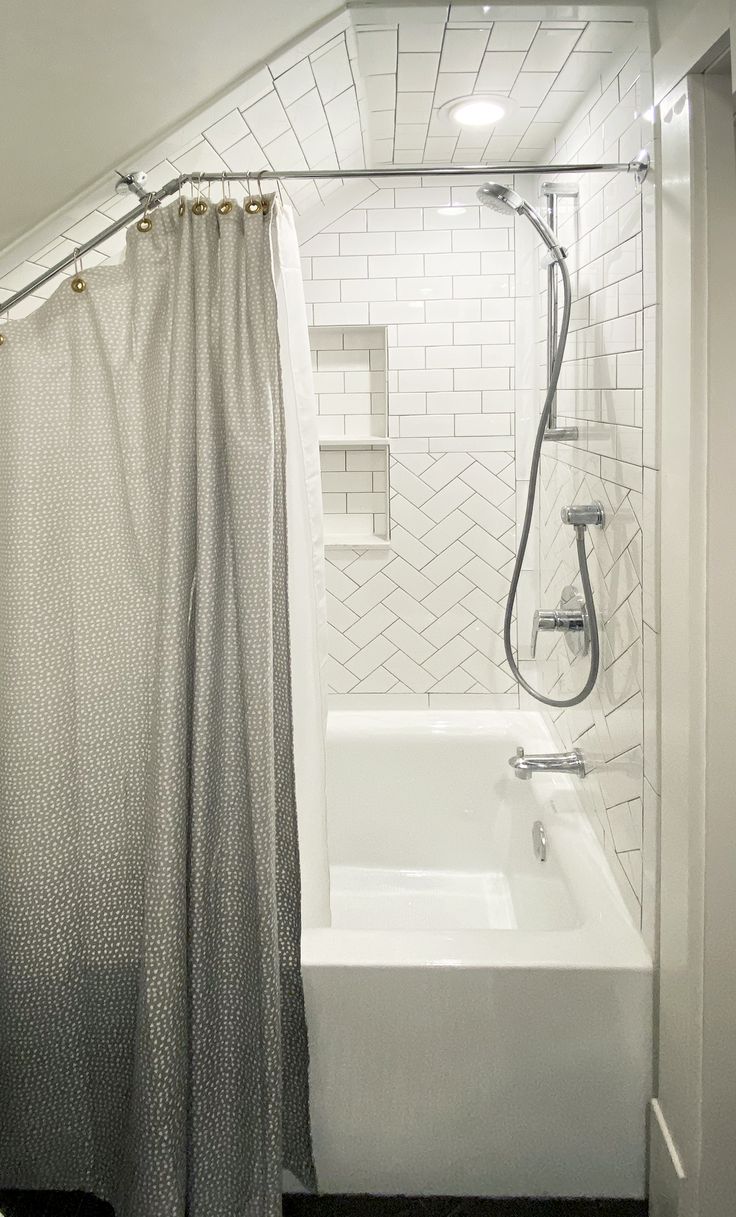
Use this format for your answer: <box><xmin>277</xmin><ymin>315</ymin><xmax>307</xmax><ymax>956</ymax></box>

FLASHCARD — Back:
<box><xmin>0</xmin><ymin>154</ymin><xmax>650</xmax><ymax>315</ymax></box>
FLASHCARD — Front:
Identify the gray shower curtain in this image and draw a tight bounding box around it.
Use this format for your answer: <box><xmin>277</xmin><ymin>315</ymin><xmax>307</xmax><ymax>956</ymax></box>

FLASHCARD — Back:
<box><xmin>0</xmin><ymin>199</ymin><xmax>315</xmax><ymax>1215</ymax></box>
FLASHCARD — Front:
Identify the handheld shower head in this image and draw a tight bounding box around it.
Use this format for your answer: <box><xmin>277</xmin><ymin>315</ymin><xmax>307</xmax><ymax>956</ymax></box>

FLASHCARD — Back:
<box><xmin>476</xmin><ymin>182</ymin><xmax>525</xmax><ymax>214</ymax></box>
<box><xmin>478</xmin><ymin>180</ymin><xmax>566</xmax><ymax>266</ymax></box>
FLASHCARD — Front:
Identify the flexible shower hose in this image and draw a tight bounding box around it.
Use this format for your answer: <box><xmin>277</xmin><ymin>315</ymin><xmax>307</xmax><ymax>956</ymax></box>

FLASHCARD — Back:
<box><xmin>503</xmin><ymin>240</ymin><xmax>601</xmax><ymax>708</ymax></box>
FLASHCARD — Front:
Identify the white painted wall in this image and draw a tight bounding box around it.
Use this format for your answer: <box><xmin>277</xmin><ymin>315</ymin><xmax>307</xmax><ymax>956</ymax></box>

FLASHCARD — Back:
<box><xmin>651</xmin><ymin>66</ymin><xmax>736</xmax><ymax>1217</ymax></box>
<box><xmin>0</xmin><ymin>0</ymin><xmax>339</xmax><ymax>252</ymax></box>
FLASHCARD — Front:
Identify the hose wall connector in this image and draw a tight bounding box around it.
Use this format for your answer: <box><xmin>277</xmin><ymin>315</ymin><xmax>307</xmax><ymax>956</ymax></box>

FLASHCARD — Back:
<box><xmin>560</xmin><ymin>502</ymin><xmax>605</xmax><ymax>528</ymax></box>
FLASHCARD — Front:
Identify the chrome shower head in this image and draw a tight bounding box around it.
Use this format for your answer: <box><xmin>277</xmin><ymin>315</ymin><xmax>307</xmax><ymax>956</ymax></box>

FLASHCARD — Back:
<box><xmin>476</xmin><ymin>181</ymin><xmax>525</xmax><ymax>215</ymax></box>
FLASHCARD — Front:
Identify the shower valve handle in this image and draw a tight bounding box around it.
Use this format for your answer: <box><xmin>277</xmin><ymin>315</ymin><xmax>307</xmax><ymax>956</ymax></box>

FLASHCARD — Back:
<box><xmin>531</xmin><ymin>608</ymin><xmax>586</xmax><ymax>658</ymax></box>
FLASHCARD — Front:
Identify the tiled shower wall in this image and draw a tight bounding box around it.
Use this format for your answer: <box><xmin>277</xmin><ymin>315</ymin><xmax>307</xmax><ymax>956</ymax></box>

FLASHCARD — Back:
<box><xmin>301</xmin><ymin>183</ymin><xmax>523</xmax><ymax>705</ymax></box>
<box><xmin>528</xmin><ymin>32</ymin><xmax>658</xmax><ymax>939</ymax></box>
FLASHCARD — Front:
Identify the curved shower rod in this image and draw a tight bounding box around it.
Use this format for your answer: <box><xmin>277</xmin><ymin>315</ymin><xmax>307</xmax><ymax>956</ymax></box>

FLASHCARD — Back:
<box><xmin>1</xmin><ymin>152</ymin><xmax>650</xmax><ymax>314</ymax></box>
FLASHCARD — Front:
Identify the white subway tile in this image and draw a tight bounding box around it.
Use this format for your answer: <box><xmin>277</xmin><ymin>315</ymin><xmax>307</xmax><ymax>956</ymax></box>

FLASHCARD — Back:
<box><xmin>322</xmin><ymin>471</ymin><xmax>372</xmax><ymax>493</ymax></box>
<box><xmin>357</xmin><ymin>29</ymin><xmax>398</xmax><ymax>75</ymax></box>
<box><xmin>427</xmin><ymin>391</ymin><xmax>482</xmax><ymax>414</ymax></box>
<box><xmin>452</xmin><ymin>228</ymin><xmax>510</xmax><ymax>252</ymax></box>
<box><xmin>339</xmin><ymin>232</ymin><xmax>396</xmax><ymax>255</ymax></box>
<box><xmin>368</xmin><ymin>253</ymin><xmax>425</xmax><ymax>278</ymax></box>
<box><xmin>396</xmin><ymin>322</ymin><xmax>453</xmax><ymax>347</ymax></box>
<box><xmin>600</xmin><ymin>456</ymin><xmax>643</xmax><ymax>492</ymax></box>
<box><xmin>303</xmin><ymin>280</ymin><xmax>341</xmax><ymax>303</ymax></box>
<box><xmin>425</xmin><ymin>251</ymin><xmax>480</xmax><ymax>276</ymax></box>
<box><xmin>481</xmin><ymin>344</ymin><xmax>515</xmax><ymax>367</ymax></box>
<box><xmin>454</xmin><ymin>321</ymin><xmax>511</xmax><ymax>345</ymax></box>
<box><xmin>426</xmin><ymin>346</ymin><xmax>482</xmax><ymax>369</ymax></box>
<box><xmin>341</xmin><ymin>279</ymin><xmax>398</xmax><ymax>302</ymax></box>
<box><xmin>617</xmin><ymin>351</ymin><xmax>643</xmax><ymax>389</ymax></box>
<box><xmin>396</xmin><ymin>230</ymin><xmax>452</xmax><ymax>254</ymax></box>
<box><xmin>314</xmin><ymin>303</ymin><xmax>369</xmax><ymax>325</ymax></box>
<box><xmin>389</xmin><ymin>346</ymin><xmax>426</xmax><ymax>370</ymax></box>
<box><xmin>312</xmin><ymin>41</ymin><xmax>353</xmax><ymax>103</ymax></box>
<box><xmin>368</xmin><ymin>207</ymin><xmax>425</xmax><ymax>231</ymax></box>
<box><xmin>399</xmin><ymin>369</ymin><xmax>453</xmax><ymax>393</ymax></box>
<box><xmin>424</xmin><ymin>206</ymin><xmax>480</xmax><ymax>231</ymax></box>
<box><xmin>397</xmin><ymin>51</ymin><xmax>440</xmax><ymax>92</ymax></box>
<box><xmin>454</xmin><ymin>275</ymin><xmax>511</xmax><ymax>298</ymax></box>
<box><xmin>403</xmin><ymin>279</ymin><xmax>456</xmax><ymax>306</ymax></box>
<box><xmin>242</xmin><ymin>92</ymin><xmax>290</xmax><ymax>144</ymax></box>
<box><xmin>400</xmin><ymin>416</ymin><xmax>454</xmax><ymax>437</ymax></box>
<box><xmin>454</xmin><ymin>414</ymin><xmax>512</xmax><ymax>435</ymax></box>
<box><xmin>312</xmin><ymin>255</ymin><xmax>367</xmax><ymax>280</ymax></box>
<box><xmin>426</xmin><ymin>299</ymin><xmax>482</xmax><ymax>322</ymax></box>
<box><xmin>370</xmin><ymin>301</ymin><xmax>426</xmax><ymax>323</ymax></box>
<box><xmin>274</xmin><ymin>60</ymin><xmax>315</xmax><ymax>107</ymax></box>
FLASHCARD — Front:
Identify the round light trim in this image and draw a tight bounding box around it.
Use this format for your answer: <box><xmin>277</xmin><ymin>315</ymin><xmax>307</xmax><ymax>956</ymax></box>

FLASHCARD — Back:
<box><xmin>439</xmin><ymin>94</ymin><xmax>512</xmax><ymax>130</ymax></box>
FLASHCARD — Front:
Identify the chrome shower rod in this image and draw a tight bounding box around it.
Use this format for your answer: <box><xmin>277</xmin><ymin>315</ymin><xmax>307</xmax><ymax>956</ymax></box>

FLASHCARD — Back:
<box><xmin>1</xmin><ymin>153</ymin><xmax>650</xmax><ymax>313</ymax></box>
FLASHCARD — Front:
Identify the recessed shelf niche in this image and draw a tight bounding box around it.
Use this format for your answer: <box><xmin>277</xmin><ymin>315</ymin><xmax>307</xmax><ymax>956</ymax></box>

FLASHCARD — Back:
<box><xmin>309</xmin><ymin>325</ymin><xmax>390</xmax><ymax>551</ymax></box>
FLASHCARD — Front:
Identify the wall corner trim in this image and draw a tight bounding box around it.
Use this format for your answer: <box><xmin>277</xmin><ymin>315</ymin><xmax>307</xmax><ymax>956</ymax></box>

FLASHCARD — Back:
<box><xmin>651</xmin><ymin>1098</ymin><xmax>687</xmax><ymax>1182</ymax></box>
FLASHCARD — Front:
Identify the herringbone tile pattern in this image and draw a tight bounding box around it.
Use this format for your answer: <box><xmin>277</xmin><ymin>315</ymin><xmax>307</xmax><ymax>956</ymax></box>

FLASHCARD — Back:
<box><xmin>325</xmin><ymin>452</ymin><xmax>519</xmax><ymax>699</ymax></box>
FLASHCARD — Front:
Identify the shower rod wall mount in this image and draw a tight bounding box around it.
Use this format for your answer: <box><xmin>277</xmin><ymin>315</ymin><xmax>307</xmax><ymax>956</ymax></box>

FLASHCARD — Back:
<box><xmin>0</xmin><ymin>152</ymin><xmax>651</xmax><ymax>315</ymax></box>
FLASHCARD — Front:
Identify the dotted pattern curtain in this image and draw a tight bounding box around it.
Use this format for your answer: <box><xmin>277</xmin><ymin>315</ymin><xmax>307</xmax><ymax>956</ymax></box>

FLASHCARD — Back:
<box><xmin>0</xmin><ymin>198</ymin><xmax>316</xmax><ymax>1216</ymax></box>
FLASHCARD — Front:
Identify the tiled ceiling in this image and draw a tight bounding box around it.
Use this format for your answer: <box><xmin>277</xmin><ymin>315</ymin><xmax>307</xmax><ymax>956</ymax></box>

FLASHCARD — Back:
<box><xmin>352</xmin><ymin>4</ymin><xmax>637</xmax><ymax>165</ymax></box>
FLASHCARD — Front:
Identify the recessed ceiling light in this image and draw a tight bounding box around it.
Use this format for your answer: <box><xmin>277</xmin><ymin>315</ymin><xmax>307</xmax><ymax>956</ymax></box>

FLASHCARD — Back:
<box><xmin>438</xmin><ymin>94</ymin><xmax>513</xmax><ymax>130</ymax></box>
<box><xmin>452</xmin><ymin>97</ymin><xmax>506</xmax><ymax>127</ymax></box>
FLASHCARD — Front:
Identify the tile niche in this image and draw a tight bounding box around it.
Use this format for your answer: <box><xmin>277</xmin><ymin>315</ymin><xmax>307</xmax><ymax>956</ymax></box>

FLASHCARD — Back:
<box><xmin>310</xmin><ymin>325</ymin><xmax>390</xmax><ymax>550</ymax></box>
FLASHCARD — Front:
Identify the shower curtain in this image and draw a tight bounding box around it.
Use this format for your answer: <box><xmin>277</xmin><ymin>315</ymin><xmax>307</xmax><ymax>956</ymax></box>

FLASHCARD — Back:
<box><xmin>0</xmin><ymin>196</ymin><xmax>327</xmax><ymax>1216</ymax></box>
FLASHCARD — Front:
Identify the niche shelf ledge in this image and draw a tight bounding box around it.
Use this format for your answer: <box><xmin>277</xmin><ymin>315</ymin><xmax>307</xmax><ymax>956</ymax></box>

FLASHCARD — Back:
<box><xmin>323</xmin><ymin>536</ymin><xmax>391</xmax><ymax>550</ymax></box>
<box><xmin>318</xmin><ymin>436</ymin><xmax>391</xmax><ymax>449</ymax></box>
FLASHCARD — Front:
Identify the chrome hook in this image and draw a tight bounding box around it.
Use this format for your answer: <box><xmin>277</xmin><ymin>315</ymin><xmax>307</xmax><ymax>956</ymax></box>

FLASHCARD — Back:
<box><xmin>217</xmin><ymin>171</ymin><xmax>234</xmax><ymax>215</ymax></box>
<box><xmin>70</xmin><ymin>248</ymin><xmax>86</xmax><ymax>294</ymax></box>
<box><xmin>192</xmin><ymin>172</ymin><xmax>208</xmax><ymax>215</ymax></box>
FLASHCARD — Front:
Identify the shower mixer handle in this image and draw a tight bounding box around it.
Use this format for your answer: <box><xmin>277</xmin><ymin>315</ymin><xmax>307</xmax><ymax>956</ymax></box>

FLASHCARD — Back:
<box><xmin>531</xmin><ymin>608</ymin><xmax>586</xmax><ymax>658</ymax></box>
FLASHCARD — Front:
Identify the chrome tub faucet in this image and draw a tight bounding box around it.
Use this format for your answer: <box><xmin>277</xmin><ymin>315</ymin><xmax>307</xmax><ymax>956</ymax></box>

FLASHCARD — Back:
<box><xmin>509</xmin><ymin>746</ymin><xmax>586</xmax><ymax>781</ymax></box>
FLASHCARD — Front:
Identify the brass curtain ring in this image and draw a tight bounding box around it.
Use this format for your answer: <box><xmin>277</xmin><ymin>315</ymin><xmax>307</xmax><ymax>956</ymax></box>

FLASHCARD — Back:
<box><xmin>136</xmin><ymin>193</ymin><xmax>155</xmax><ymax>232</ymax></box>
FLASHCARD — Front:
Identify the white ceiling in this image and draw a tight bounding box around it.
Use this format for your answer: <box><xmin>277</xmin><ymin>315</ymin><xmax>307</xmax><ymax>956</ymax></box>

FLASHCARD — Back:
<box><xmin>0</xmin><ymin>0</ymin><xmax>338</xmax><ymax>252</ymax></box>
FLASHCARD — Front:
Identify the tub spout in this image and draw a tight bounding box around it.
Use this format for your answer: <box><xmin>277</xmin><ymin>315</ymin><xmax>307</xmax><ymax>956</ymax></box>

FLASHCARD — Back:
<box><xmin>509</xmin><ymin>746</ymin><xmax>585</xmax><ymax>780</ymax></box>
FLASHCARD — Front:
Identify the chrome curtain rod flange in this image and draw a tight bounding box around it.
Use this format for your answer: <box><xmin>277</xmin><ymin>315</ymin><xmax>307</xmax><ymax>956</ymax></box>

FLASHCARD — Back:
<box><xmin>0</xmin><ymin>153</ymin><xmax>652</xmax><ymax>314</ymax></box>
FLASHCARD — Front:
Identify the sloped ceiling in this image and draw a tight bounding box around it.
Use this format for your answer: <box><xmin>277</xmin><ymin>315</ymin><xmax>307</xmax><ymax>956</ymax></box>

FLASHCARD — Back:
<box><xmin>0</xmin><ymin>0</ymin><xmax>338</xmax><ymax>251</ymax></box>
<box><xmin>1</xmin><ymin>1</ymin><xmax>646</xmax><ymax>269</ymax></box>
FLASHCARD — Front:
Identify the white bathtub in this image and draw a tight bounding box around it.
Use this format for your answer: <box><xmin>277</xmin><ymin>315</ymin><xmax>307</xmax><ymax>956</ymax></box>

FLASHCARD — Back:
<box><xmin>301</xmin><ymin>710</ymin><xmax>652</xmax><ymax>1199</ymax></box>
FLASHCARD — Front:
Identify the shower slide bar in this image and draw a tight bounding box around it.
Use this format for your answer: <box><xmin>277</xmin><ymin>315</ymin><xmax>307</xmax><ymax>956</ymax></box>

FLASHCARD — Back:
<box><xmin>0</xmin><ymin>152</ymin><xmax>650</xmax><ymax>314</ymax></box>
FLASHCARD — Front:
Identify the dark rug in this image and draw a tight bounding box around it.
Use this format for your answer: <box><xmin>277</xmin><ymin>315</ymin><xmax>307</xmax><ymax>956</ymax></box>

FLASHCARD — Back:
<box><xmin>0</xmin><ymin>1192</ymin><xmax>647</xmax><ymax>1217</ymax></box>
